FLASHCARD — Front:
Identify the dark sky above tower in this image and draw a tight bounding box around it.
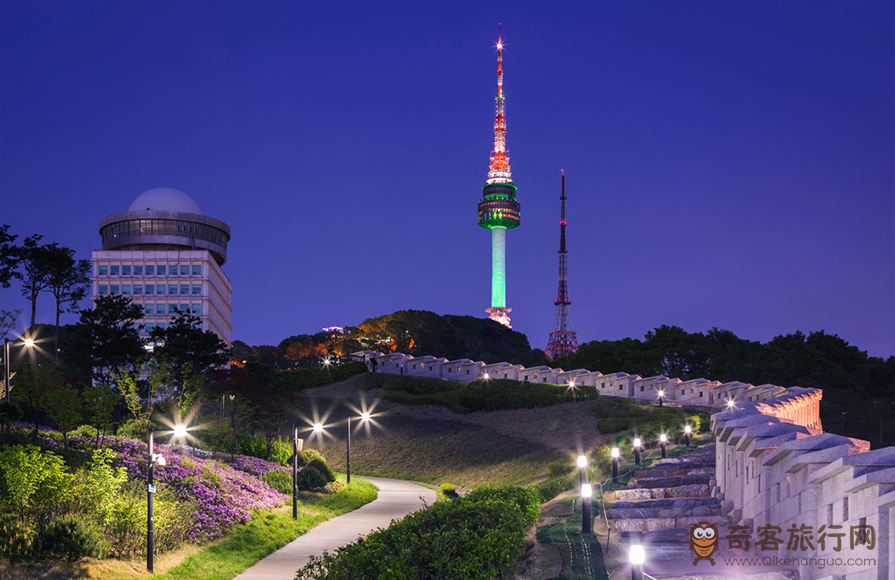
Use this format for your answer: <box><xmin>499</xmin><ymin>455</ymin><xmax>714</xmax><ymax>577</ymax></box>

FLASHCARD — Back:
<box><xmin>1</xmin><ymin>1</ymin><xmax>892</xmax><ymax>358</ymax></box>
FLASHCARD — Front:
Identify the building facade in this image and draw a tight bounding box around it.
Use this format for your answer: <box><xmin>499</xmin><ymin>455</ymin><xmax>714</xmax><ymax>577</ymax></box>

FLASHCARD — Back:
<box><xmin>90</xmin><ymin>187</ymin><xmax>233</xmax><ymax>345</ymax></box>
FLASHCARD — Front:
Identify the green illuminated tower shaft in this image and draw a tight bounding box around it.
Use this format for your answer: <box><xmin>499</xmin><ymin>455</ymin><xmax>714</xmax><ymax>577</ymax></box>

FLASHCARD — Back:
<box><xmin>478</xmin><ymin>25</ymin><xmax>520</xmax><ymax>328</ymax></box>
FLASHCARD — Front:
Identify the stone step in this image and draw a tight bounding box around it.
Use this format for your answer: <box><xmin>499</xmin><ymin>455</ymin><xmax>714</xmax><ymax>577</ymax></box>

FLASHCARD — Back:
<box><xmin>608</xmin><ymin>504</ymin><xmax>721</xmax><ymax>519</ymax></box>
<box><xmin>612</xmin><ymin>497</ymin><xmax>717</xmax><ymax>509</ymax></box>
<box><xmin>631</xmin><ymin>475</ymin><xmax>712</xmax><ymax>488</ymax></box>
<box><xmin>612</xmin><ymin>514</ymin><xmax>727</xmax><ymax>533</ymax></box>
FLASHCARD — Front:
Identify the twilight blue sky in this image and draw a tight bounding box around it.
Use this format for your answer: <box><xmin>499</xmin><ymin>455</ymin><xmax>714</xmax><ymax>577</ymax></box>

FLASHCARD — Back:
<box><xmin>1</xmin><ymin>1</ymin><xmax>893</xmax><ymax>358</ymax></box>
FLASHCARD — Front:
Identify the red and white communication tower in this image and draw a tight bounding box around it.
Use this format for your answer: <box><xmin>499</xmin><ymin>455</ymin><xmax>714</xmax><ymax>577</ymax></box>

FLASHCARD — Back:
<box><xmin>545</xmin><ymin>171</ymin><xmax>579</xmax><ymax>359</ymax></box>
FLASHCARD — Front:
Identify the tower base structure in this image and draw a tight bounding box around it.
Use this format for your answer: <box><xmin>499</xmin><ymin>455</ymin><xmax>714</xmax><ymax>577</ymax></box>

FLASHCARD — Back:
<box><xmin>486</xmin><ymin>307</ymin><xmax>512</xmax><ymax>328</ymax></box>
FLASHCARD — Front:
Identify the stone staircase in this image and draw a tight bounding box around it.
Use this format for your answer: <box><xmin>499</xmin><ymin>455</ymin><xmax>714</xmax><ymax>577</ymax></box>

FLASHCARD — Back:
<box><xmin>609</xmin><ymin>444</ymin><xmax>726</xmax><ymax>561</ymax></box>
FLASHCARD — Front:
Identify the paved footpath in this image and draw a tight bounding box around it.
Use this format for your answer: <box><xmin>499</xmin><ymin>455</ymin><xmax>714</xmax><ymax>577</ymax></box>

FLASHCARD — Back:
<box><xmin>234</xmin><ymin>476</ymin><xmax>436</xmax><ymax>580</ymax></box>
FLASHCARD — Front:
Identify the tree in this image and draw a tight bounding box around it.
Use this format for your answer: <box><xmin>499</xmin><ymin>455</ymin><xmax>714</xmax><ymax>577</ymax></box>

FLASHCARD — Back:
<box><xmin>70</xmin><ymin>295</ymin><xmax>145</xmax><ymax>388</ymax></box>
<box><xmin>45</xmin><ymin>246</ymin><xmax>91</xmax><ymax>360</ymax></box>
<box><xmin>149</xmin><ymin>311</ymin><xmax>230</xmax><ymax>412</ymax></box>
<box><xmin>16</xmin><ymin>360</ymin><xmax>62</xmax><ymax>427</ymax></box>
<box><xmin>0</xmin><ymin>225</ymin><xmax>21</xmax><ymax>288</ymax></box>
<box><xmin>46</xmin><ymin>383</ymin><xmax>82</xmax><ymax>449</ymax></box>
<box><xmin>0</xmin><ymin>308</ymin><xmax>21</xmax><ymax>341</ymax></box>
<box><xmin>82</xmin><ymin>384</ymin><xmax>119</xmax><ymax>444</ymax></box>
<box><xmin>18</xmin><ymin>235</ymin><xmax>52</xmax><ymax>328</ymax></box>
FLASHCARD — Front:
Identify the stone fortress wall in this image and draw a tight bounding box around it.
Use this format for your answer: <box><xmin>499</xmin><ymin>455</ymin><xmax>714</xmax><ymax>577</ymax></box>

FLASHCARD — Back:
<box><xmin>353</xmin><ymin>349</ymin><xmax>893</xmax><ymax>579</ymax></box>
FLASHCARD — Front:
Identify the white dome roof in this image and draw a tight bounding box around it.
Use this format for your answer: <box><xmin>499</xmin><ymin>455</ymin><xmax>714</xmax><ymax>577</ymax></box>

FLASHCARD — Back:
<box><xmin>128</xmin><ymin>187</ymin><xmax>202</xmax><ymax>215</ymax></box>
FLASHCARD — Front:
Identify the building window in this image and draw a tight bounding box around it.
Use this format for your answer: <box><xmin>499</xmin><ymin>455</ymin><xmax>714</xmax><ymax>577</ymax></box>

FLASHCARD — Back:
<box><xmin>168</xmin><ymin>265</ymin><xmax>177</xmax><ymax>275</ymax></box>
<box><xmin>157</xmin><ymin>323</ymin><xmax>166</xmax><ymax>330</ymax></box>
<box><xmin>134</xmin><ymin>285</ymin><xmax>142</xmax><ymax>295</ymax></box>
<box><xmin>146</xmin><ymin>285</ymin><xmax>154</xmax><ymax>295</ymax></box>
<box><xmin>122</xmin><ymin>265</ymin><xmax>131</xmax><ymax>275</ymax></box>
<box><xmin>110</xmin><ymin>285</ymin><xmax>119</xmax><ymax>295</ymax></box>
<box><xmin>691</xmin><ymin>388</ymin><xmax>695</xmax><ymax>393</ymax></box>
<box><xmin>699</xmin><ymin>391</ymin><xmax>703</xmax><ymax>397</ymax></box>
<box><xmin>145</xmin><ymin>323</ymin><xmax>155</xmax><ymax>332</ymax></box>
<box><xmin>145</xmin><ymin>304</ymin><xmax>154</xmax><ymax>314</ymax></box>
<box><xmin>180</xmin><ymin>285</ymin><xmax>188</xmax><ymax>295</ymax></box>
<box><xmin>111</xmin><ymin>265</ymin><xmax>119</xmax><ymax>275</ymax></box>
<box><xmin>466</xmin><ymin>370</ymin><xmax>469</xmax><ymax>375</ymax></box>
<box><xmin>192</xmin><ymin>265</ymin><xmax>200</xmax><ymax>275</ymax></box>
<box><xmin>146</xmin><ymin>265</ymin><xmax>155</xmax><ymax>276</ymax></box>
<box><xmin>543</xmin><ymin>378</ymin><xmax>547</xmax><ymax>383</ymax></box>
<box><xmin>180</xmin><ymin>304</ymin><xmax>189</xmax><ymax>313</ymax></box>
<box><xmin>158</xmin><ymin>304</ymin><xmax>166</xmax><ymax>314</ymax></box>
<box><xmin>640</xmin><ymin>386</ymin><xmax>644</xmax><ymax>392</ymax></box>
<box><xmin>134</xmin><ymin>265</ymin><xmax>142</xmax><ymax>275</ymax></box>
<box><xmin>179</xmin><ymin>265</ymin><xmax>188</xmax><ymax>276</ymax></box>
<box><xmin>191</xmin><ymin>304</ymin><xmax>200</xmax><ymax>313</ymax></box>
<box><xmin>157</xmin><ymin>285</ymin><xmax>165</xmax><ymax>295</ymax></box>
<box><xmin>168</xmin><ymin>285</ymin><xmax>177</xmax><ymax>294</ymax></box>
<box><xmin>99</xmin><ymin>285</ymin><xmax>108</xmax><ymax>295</ymax></box>
<box><xmin>681</xmin><ymin>389</ymin><xmax>685</xmax><ymax>395</ymax></box>
<box><xmin>99</xmin><ymin>265</ymin><xmax>108</xmax><ymax>275</ymax></box>
<box><xmin>619</xmin><ymin>385</ymin><xmax>623</xmax><ymax>390</ymax></box>
<box><xmin>192</xmin><ymin>285</ymin><xmax>201</xmax><ymax>295</ymax></box>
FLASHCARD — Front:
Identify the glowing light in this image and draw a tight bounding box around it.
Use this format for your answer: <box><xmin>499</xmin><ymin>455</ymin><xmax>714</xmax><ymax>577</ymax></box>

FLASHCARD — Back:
<box><xmin>629</xmin><ymin>545</ymin><xmax>645</xmax><ymax>565</ymax></box>
<box><xmin>23</xmin><ymin>338</ymin><xmax>34</xmax><ymax>347</ymax></box>
<box><xmin>685</xmin><ymin>425</ymin><xmax>692</xmax><ymax>434</ymax></box>
<box><xmin>658</xmin><ymin>390</ymin><xmax>664</xmax><ymax>397</ymax></box>
<box><xmin>634</xmin><ymin>438</ymin><xmax>641</xmax><ymax>448</ymax></box>
<box><xmin>727</xmin><ymin>399</ymin><xmax>735</xmax><ymax>408</ymax></box>
<box><xmin>660</xmin><ymin>433</ymin><xmax>667</xmax><ymax>443</ymax></box>
<box><xmin>611</xmin><ymin>447</ymin><xmax>619</xmax><ymax>458</ymax></box>
<box><xmin>484</xmin><ymin>373</ymin><xmax>490</xmax><ymax>380</ymax></box>
<box><xmin>581</xmin><ymin>483</ymin><xmax>592</xmax><ymax>498</ymax></box>
<box><xmin>313</xmin><ymin>423</ymin><xmax>323</xmax><ymax>433</ymax></box>
<box><xmin>173</xmin><ymin>424</ymin><xmax>187</xmax><ymax>438</ymax></box>
<box><xmin>577</xmin><ymin>455</ymin><xmax>586</xmax><ymax>468</ymax></box>
<box><xmin>361</xmin><ymin>412</ymin><xmax>371</xmax><ymax>422</ymax></box>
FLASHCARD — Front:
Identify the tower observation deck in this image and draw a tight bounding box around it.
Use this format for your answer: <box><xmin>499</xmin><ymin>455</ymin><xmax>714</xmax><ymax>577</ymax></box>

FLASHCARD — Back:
<box><xmin>478</xmin><ymin>25</ymin><xmax>520</xmax><ymax>328</ymax></box>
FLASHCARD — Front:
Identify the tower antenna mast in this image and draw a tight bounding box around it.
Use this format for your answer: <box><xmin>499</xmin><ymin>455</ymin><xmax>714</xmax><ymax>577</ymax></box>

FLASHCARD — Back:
<box><xmin>545</xmin><ymin>171</ymin><xmax>578</xmax><ymax>359</ymax></box>
<box><xmin>478</xmin><ymin>24</ymin><xmax>521</xmax><ymax>328</ymax></box>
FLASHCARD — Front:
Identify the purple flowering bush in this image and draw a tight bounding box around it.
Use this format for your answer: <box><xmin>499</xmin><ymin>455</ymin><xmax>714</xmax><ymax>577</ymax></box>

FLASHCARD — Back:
<box><xmin>2</xmin><ymin>424</ymin><xmax>289</xmax><ymax>553</ymax></box>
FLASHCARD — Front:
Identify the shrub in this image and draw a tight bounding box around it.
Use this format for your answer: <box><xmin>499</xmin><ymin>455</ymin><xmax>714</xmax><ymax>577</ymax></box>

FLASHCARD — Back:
<box><xmin>0</xmin><ymin>444</ymin><xmax>72</xmax><ymax>525</ymax></box>
<box><xmin>0</xmin><ymin>399</ymin><xmax>23</xmax><ymax>431</ymax></box>
<box><xmin>117</xmin><ymin>417</ymin><xmax>150</xmax><ymax>441</ymax></box>
<box><xmin>261</xmin><ymin>469</ymin><xmax>294</xmax><ymax>495</ymax></box>
<box><xmin>72</xmin><ymin>424</ymin><xmax>98</xmax><ymax>438</ymax></box>
<box><xmin>296</xmin><ymin>466</ymin><xmax>328</xmax><ymax>491</ymax></box>
<box><xmin>533</xmin><ymin>474</ymin><xmax>575</xmax><ymax>503</ymax></box>
<box><xmin>39</xmin><ymin>516</ymin><xmax>106</xmax><ymax>562</ymax></box>
<box><xmin>440</xmin><ymin>483</ymin><xmax>457</xmax><ymax>497</ymax></box>
<box><xmin>0</xmin><ymin>512</ymin><xmax>36</xmax><ymax>564</ymax></box>
<box><xmin>307</xmin><ymin>458</ymin><xmax>336</xmax><ymax>483</ymax></box>
<box><xmin>546</xmin><ymin>456</ymin><xmax>575</xmax><ymax>478</ymax></box>
<box><xmin>296</xmin><ymin>485</ymin><xmax>539</xmax><ymax>580</ymax></box>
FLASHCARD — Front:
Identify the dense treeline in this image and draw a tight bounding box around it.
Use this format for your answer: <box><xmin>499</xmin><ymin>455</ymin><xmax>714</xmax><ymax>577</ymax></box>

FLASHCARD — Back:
<box><xmin>233</xmin><ymin>310</ymin><xmax>544</xmax><ymax>370</ymax></box>
<box><xmin>552</xmin><ymin>325</ymin><xmax>895</xmax><ymax>447</ymax></box>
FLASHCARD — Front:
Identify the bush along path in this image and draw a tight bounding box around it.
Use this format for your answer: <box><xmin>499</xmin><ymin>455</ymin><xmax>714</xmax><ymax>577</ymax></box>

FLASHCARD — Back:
<box><xmin>535</xmin><ymin>498</ymin><xmax>609</xmax><ymax>580</ymax></box>
<box><xmin>235</xmin><ymin>477</ymin><xmax>436</xmax><ymax>580</ymax></box>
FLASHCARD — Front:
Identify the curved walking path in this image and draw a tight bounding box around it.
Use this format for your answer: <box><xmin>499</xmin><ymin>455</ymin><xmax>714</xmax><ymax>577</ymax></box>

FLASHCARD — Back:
<box><xmin>234</xmin><ymin>477</ymin><xmax>436</xmax><ymax>580</ymax></box>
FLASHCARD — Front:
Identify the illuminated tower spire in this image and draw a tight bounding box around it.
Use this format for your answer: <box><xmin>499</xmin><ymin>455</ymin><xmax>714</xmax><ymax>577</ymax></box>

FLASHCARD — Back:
<box><xmin>545</xmin><ymin>171</ymin><xmax>578</xmax><ymax>359</ymax></box>
<box><xmin>478</xmin><ymin>24</ymin><xmax>520</xmax><ymax>328</ymax></box>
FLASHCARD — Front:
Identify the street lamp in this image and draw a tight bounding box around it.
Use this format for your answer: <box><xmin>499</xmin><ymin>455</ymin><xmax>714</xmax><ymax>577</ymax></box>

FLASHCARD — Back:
<box><xmin>147</xmin><ymin>427</ymin><xmax>167</xmax><ymax>573</ymax></box>
<box><xmin>657</xmin><ymin>389</ymin><xmax>664</xmax><ymax>407</ymax></box>
<box><xmin>577</xmin><ymin>455</ymin><xmax>591</xmax><ymax>534</ymax></box>
<box><xmin>346</xmin><ymin>412</ymin><xmax>370</xmax><ymax>484</ymax></box>
<box><xmin>292</xmin><ymin>425</ymin><xmax>304</xmax><ymax>519</ymax></box>
<box><xmin>611</xmin><ymin>447</ymin><xmax>620</xmax><ymax>483</ymax></box>
<box><xmin>684</xmin><ymin>425</ymin><xmax>692</xmax><ymax>447</ymax></box>
<box><xmin>629</xmin><ymin>543</ymin><xmax>645</xmax><ymax>580</ymax></box>
<box><xmin>633</xmin><ymin>438</ymin><xmax>642</xmax><ymax>466</ymax></box>
<box><xmin>727</xmin><ymin>398</ymin><xmax>735</xmax><ymax>410</ymax></box>
<box><xmin>4</xmin><ymin>336</ymin><xmax>35</xmax><ymax>401</ymax></box>
<box><xmin>660</xmin><ymin>433</ymin><xmax>667</xmax><ymax>459</ymax></box>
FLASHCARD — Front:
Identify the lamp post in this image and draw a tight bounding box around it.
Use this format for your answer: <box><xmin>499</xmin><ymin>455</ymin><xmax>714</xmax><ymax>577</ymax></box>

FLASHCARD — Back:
<box><xmin>292</xmin><ymin>425</ymin><xmax>303</xmax><ymax>519</ymax></box>
<box><xmin>684</xmin><ymin>425</ymin><xmax>692</xmax><ymax>447</ymax></box>
<box><xmin>611</xmin><ymin>447</ymin><xmax>619</xmax><ymax>483</ymax></box>
<box><xmin>3</xmin><ymin>338</ymin><xmax>8</xmax><ymax>401</ymax></box>
<box><xmin>660</xmin><ymin>433</ymin><xmax>667</xmax><ymax>459</ymax></box>
<box><xmin>578</xmin><ymin>455</ymin><xmax>592</xmax><ymax>534</ymax></box>
<box><xmin>346</xmin><ymin>412</ymin><xmax>370</xmax><ymax>484</ymax></box>
<box><xmin>147</xmin><ymin>427</ymin><xmax>167</xmax><ymax>573</ymax></box>
<box><xmin>633</xmin><ymin>438</ymin><xmax>642</xmax><ymax>466</ymax></box>
<box><xmin>658</xmin><ymin>389</ymin><xmax>664</xmax><ymax>407</ymax></box>
<box><xmin>629</xmin><ymin>543</ymin><xmax>645</xmax><ymax>580</ymax></box>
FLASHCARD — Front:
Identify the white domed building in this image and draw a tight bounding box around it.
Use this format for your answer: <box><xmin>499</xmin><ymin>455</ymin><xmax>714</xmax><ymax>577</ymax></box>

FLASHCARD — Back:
<box><xmin>91</xmin><ymin>187</ymin><xmax>233</xmax><ymax>344</ymax></box>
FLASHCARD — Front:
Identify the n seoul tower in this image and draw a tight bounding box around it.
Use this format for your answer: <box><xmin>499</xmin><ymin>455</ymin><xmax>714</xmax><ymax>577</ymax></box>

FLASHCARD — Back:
<box><xmin>478</xmin><ymin>25</ymin><xmax>520</xmax><ymax>328</ymax></box>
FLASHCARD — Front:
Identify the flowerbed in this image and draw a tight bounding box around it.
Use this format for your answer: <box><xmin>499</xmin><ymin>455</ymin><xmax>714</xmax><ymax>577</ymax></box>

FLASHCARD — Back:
<box><xmin>5</xmin><ymin>424</ymin><xmax>288</xmax><ymax>544</ymax></box>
